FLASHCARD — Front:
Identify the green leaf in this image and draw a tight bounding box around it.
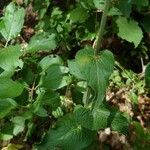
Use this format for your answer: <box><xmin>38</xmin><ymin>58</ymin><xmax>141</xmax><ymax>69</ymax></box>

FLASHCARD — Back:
<box><xmin>31</xmin><ymin>89</ymin><xmax>48</xmax><ymax>117</ymax></box>
<box><xmin>92</xmin><ymin>105</ymin><xmax>129</xmax><ymax>135</ymax></box>
<box><xmin>116</xmin><ymin>0</ymin><xmax>132</xmax><ymax>17</ymax></box>
<box><xmin>74</xmin><ymin>105</ymin><xmax>93</xmax><ymax>129</ymax></box>
<box><xmin>33</xmin><ymin>0</ymin><xmax>50</xmax><ymax>19</ymax></box>
<box><xmin>0</xmin><ymin>123</ymin><xmax>14</xmax><ymax>141</ymax></box>
<box><xmin>116</xmin><ymin>17</ymin><xmax>143</xmax><ymax>47</ymax></box>
<box><xmin>145</xmin><ymin>62</ymin><xmax>150</xmax><ymax>88</ymax></box>
<box><xmin>92</xmin><ymin>107</ymin><xmax>111</xmax><ymax>130</ymax></box>
<box><xmin>12</xmin><ymin>116</ymin><xmax>25</xmax><ymax>136</ymax></box>
<box><xmin>0</xmin><ymin>2</ymin><xmax>25</xmax><ymax>42</ymax></box>
<box><xmin>42</xmin><ymin>64</ymin><xmax>69</xmax><ymax>90</ymax></box>
<box><xmin>93</xmin><ymin>0</ymin><xmax>105</xmax><ymax>10</ymax></box>
<box><xmin>0</xmin><ymin>45</ymin><xmax>23</xmax><ymax>77</ymax></box>
<box><xmin>133</xmin><ymin>0</ymin><xmax>149</xmax><ymax>7</ymax></box>
<box><xmin>142</xmin><ymin>14</ymin><xmax>150</xmax><ymax>32</ymax></box>
<box><xmin>0</xmin><ymin>98</ymin><xmax>17</xmax><ymax>119</ymax></box>
<box><xmin>70</xmin><ymin>6</ymin><xmax>88</xmax><ymax>23</ymax></box>
<box><xmin>0</xmin><ymin>78</ymin><xmax>23</xmax><ymax>99</ymax></box>
<box><xmin>39</xmin><ymin>55</ymin><xmax>63</xmax><ymax>71</ymax></box>
<box><xmin>75</xmin><ymin>47</ymin><xmax>114</xmax><ymax>107</ymax></box>
<box><xmin>111</xmin><ymin>111</ymin><xmax>129</xmax><ymax>135</ymax></box>
<box><xmin>52</xmin><ymin>107</ymin><xmax>63</xmax><ymax>118</ymax></box>
<box><xmin>34</xmin><ymin>106</ymin><xmax>48</xmax><ymax>117</ymax></box>
<box><xmin>80</xmin><ymin>0</ymin><xmax>95</xmax><ymax>9</ymax></box>
<box><xmin>26</xmin><ymin>32</ymin><xmax>57</xmax><ymax>53</ymax></box>
<box><xmin>0</xmin><ymin>133</ymin><xmax>13</xmax><ymax>141</ymax></box>
<box><xmin>68</xmin><ymin>60</ymin><xmax>84</xmax><ymax>79</ymax></box>
<box><xmin>108</xmin><ymin>7</ymin><xmax>122</xmax><ymax>16</ymax></box>
<box><xmin>74</xmin><ymin>105</ymin><xmax>129</xmax><ymax>135</ymax></box>
<box><xmin>42</xmin><ymin>90</ymin><xmax>60</xmax><ymax>110</ymax></box>
<box><xmin>37</xmin><ymin>114</ymin><xmax>96</xmax><ymax>150</ymax></box>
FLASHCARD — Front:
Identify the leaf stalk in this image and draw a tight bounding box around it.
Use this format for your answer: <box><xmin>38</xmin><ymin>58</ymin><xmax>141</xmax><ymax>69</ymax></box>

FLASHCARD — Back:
<box><xmin>95</xmin><ymin>0</ymin><xmax>110</xmax><ymax>55</ymax></box>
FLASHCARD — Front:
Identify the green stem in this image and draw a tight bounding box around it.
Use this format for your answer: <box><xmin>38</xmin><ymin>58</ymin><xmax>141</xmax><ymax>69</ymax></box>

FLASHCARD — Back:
<box><xmin>84</xmin><ymin>0</ymin><xmax>110</xmax><ymax>106</ymax></box>
<box><xmin>83</xmin><ymin>86</ymin><xmax>91</xmax><ymax>106</ymax></box>
<box><xmin>94</xmin><ymin>0</ymin><xmax>110</xmax><ymax>55</ymax></box>
<box><xmin>32</xmin><ymin>88</ymin><xmax>45</xmax><ymax>114</ymax></box>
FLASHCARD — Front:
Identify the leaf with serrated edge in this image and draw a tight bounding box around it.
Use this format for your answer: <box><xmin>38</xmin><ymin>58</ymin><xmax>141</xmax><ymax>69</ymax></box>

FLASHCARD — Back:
<box><xmin>0</xmin><ymin>78</ymin><xmax>23</xmax><ymax>99</ymax></box>
<box><xmin>0</xmin><ymin>2</ymin><xmax>25</xmax><ymax>42</ymax></box>
<box><xmin>75</xmin><ymin>47</ymin><xmax>114</xmax><ymax>108</ymax></box>
<box><xmin>36</xmin><ymin>113</ymin><xmax>96</xmax><ymax>150</ymax></box>
<box><xmin>26</xmin><ymin>32</ymin><xmax>57</xmax><ymax>53</ymax></box>
<box><xmin>116</xmin><ymin>17</ymin><xmax>143</xmax><ymax>47</ymax></box>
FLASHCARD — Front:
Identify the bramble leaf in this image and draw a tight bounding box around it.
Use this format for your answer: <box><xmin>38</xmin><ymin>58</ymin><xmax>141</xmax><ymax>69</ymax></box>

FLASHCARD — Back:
<box><xmin>26</xmin><ymin>32</ymin><xmax>57</xmax><ymax>53</ymax></box>
<box><xmin>0</xmin><ymin>78</ymin><xmax>23</xmax><ymax>99</ymax></box>
<box><xmin>0</xmin><ymin>2</ymin><xmax>25</xmax><ymax>42</ymax></box>
<box><xmin>70</xmin><ymin>6</ymin><xmax>88</xmax><ymax>23</ymax></box>
<box><xmin>0</xmin><ymin>45</ymin><xmax>23</xmax><ymax>77</ymax></box>
<box><xmin>39</xmin><ymin>55</ymin><xmax>63</xmax><ymax>71</ymax></box>
<box><xmin>116</xmin><ymin>17</ymin><xmax>143</xmax><ymax>47</ymax></box>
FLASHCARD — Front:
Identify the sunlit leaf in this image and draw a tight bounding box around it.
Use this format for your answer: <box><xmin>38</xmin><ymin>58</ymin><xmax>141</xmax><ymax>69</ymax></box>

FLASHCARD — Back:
<box><xmin>116</xmin><ymin>17</ymin><xmax>143</xmax><ymax>47</ymax></box>
<box><xmin>0</xmin><ymin>2</ymin><xmax>25</xmax><ymax>42</ymax></box>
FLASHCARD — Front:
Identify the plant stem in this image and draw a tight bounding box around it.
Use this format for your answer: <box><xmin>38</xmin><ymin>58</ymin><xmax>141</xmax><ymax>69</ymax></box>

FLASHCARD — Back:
<box><xmin>84</xmin><ymin>86</ymin><xmax>91</xmax><ymax>106</ymax></box>
<box><xmin>84</xmin><ymin>0</ymin><xmax>110</xmax><ymax>106</ymax></box>
<box><xmin>4</xmin><ymin>40</ymin><xmax>9</xmax><ymax>47</ymax></box>
<box><xmin>95</xmin><ymin>0</ymin><xmax>110</xmax><ymax>55</ymax></box>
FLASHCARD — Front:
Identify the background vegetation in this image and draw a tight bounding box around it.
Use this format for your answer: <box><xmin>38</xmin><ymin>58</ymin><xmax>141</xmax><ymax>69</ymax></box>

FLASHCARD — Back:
<box><xmin>0</xmin><ymin>0</ymin><xmax>150</xmax><ymax>149</ymax></box>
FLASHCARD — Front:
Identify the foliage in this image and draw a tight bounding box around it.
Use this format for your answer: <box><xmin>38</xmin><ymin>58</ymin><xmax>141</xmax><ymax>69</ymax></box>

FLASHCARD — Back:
<box><xmin>0</xmin><ymin>0</ymin><xmax>150</xmax><ymax>149</ymax></box>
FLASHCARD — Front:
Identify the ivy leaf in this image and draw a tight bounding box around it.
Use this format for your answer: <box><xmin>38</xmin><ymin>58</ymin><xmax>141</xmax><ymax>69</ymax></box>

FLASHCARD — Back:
<box><xmin>70</xmin><ymin>6</ymin><xmax>88</xmax><ymax>23</ymax></box>
<box><xmin>75</xmin><ymin>47</ymin><xmax>114</xmax><ymax>107</ymax></box>
<box><xmin>0</xmin><ymin>98</ymin><xmax>17</xmax><ymax>119</ymax></box>
<box><xmin>0</xmin><ymin>2</ymin><xmax>25</xmax><ymax>42</ymax></box>
<box><xmin>0</xmin><ymin>45</ymin><xmax>23</xmax><ymax>77</ymax></box>
<box><xmin>0</xmin><ymin>78</ymin><xmax>23</xmax><ymax>99</ymax></box>
<box><xmin>37</xmin><ymin>114</ymin><xmax>96</xmax><ymax>150</ymax></box>
<box><xmin>116</xmin><ymin>17</ymin><xmax>143</xmax><ymax>47</ymax></box>
<box><xmin>26</xmin><ymin>32</ymin><xmax>57</xmax><ymax>53</ymax></box>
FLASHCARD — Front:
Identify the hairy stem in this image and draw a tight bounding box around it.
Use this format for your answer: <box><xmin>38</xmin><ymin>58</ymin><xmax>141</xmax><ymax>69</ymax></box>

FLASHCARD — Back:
<box><xmin>94</xmin><ymin>0</ymin><xmax>110</xmax><ymax>55</ymax></box>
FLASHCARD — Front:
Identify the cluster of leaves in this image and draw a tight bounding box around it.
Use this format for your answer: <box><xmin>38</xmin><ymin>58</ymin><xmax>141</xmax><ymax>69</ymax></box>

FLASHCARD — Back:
<box><xmin>0</xmin><ymin>0</ymin><xmax>150</xmax><ymax>149</ymax></box>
